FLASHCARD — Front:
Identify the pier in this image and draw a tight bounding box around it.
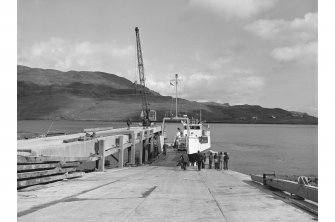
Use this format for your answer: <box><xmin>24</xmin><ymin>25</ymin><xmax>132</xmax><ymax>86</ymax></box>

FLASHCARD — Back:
<box><xmin>17</xmin><ymin>126</ymin><xmax>317</xmax><ymax>221</ymax></box>
<box><xmin>18</xmin><ymin>125</ymin><xmax>162</xmax><ymax>167</ymax></box>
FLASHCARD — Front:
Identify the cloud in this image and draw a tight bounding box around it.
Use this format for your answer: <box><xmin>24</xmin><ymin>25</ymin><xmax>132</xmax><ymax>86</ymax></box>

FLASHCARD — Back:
<box><xmin>245</xmin><ymin>13</ymin><xmax>317</xmax><ymax>63</ymax></box>
<box><xmin>18</xmin><ymin>37</ymin><xmax>134</xmax><ymax>77</ymax></box>
<box><xmin>245</xmin><ymin>12</ymin><xmax>317</xmax><ymax>42</ymax></box>
<box><xmin>189</xmin><ymin>0</ymin><xmax>278</xmax><ymax>19</ymax></box>
<box><xmin>146</xmin><ymin>68</ymin><xmax>265</xmax><ymax>106</ymax></box>
<box><xmin>271</xmin><ymin>41</ymin><xmax>317</xmax><ymax>62</ymax></box>
<box><xmin>208</xmin><ymin>57</ymin><xmax>231</xmax><ymax>70</ymax></box>
<box><xmin>143</xmin><ymin>48</ymin><xmax>266</xmax><ymax>104</ymax></box>
<box><xmin>184</xmin><ymin>72</ymin><xmax>265</xmax><ymax>104</ymax></box>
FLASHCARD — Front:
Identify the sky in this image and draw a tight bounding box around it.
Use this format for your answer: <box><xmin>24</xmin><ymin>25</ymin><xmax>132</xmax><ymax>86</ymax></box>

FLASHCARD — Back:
<box><xmin>17</xmin><ymin>0</ymin><xmax>318</xmax><ymax>116</ymax></box>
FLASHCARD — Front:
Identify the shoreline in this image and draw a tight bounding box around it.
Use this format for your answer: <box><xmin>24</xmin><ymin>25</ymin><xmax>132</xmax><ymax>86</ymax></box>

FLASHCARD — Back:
<box><xmin>17</xmin><ymin>119</ymin><xmax>318</xmax><ymax>125</ymax></box>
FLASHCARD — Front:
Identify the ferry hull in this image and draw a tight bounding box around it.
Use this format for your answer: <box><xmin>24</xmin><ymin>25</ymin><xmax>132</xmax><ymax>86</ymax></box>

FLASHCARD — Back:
<box><xmin>187</xmin><ymin>135</ymin><xmax>211</xmax><ymax>154</ymax></box>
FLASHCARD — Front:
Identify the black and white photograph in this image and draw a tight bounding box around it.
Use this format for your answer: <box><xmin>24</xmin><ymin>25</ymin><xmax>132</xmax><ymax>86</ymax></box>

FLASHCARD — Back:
<box><xmin>3</xmin><ymin>0</ymin><xmax>328</xmax><ymax>221</ymax></box>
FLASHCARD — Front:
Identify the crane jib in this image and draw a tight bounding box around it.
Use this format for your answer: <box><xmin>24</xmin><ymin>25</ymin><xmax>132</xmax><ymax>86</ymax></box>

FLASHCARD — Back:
<box><xmin>135</xmin><ymin>27</ymin><xmax>156</xmax><ymax>123</ymax></box>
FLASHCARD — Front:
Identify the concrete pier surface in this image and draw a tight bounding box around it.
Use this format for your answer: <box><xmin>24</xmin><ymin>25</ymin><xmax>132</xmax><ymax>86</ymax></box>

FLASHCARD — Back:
<box><xmin>18</xmin><ymin>150</ymin><xmax>316</xmax><ymax>222</ymax></box>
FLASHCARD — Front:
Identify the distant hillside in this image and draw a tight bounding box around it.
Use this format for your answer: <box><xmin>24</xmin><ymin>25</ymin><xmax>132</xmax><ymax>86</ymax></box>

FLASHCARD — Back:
<box><xmin>17</xmin><ymin>65</ymin><xmax>317</xmax><ymax>124</ymax></box>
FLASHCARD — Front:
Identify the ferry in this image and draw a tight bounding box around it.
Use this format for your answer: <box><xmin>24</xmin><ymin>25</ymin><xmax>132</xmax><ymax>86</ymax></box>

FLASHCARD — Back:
<box><xmin>159</xmin><ymin>74</ymin><xmax>211</xmax><ymax>158</ymax></box>
<box><xmin>161</xmin><ymin>116</ymin><xmax>211</xmax><ymax>154</ymax></box>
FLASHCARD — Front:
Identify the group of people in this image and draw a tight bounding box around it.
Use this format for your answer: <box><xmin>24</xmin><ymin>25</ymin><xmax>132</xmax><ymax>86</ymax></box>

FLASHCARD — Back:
<box><xmin>208</xmin><ymin>151</ymin><xmax>229</xmax><ymax>170</ymax></box>
<box><xmin>179</xmin><ymin>150</ymin><xmax>229</xmax><ymax>171</ymax></box>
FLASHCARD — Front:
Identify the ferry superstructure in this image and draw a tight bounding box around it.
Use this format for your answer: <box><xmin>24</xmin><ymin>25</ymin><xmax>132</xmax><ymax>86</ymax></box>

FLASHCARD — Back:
<box><xmin>161</xmin><ymin>116</ymin><xmax>211</xmax><ymax>154</ymax></box>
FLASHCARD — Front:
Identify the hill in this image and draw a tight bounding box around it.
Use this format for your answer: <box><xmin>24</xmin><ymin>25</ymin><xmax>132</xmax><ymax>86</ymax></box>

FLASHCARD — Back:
<box><xmin>17</xmin><ymin>65</ymin><xmax>317</xmax><ymax>124</ymax></box>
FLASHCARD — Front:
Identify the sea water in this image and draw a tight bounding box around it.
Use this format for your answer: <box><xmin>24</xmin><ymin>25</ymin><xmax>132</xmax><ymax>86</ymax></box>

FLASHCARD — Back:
<box><xmin>18</xmin><ymin>120</ymin><xmax>317</xmax><ymax>176</ymax></box>
<box><xmin>164</xmin><ymin>123</ymin><xmax>317</xmax><ymax>176</ymax></box>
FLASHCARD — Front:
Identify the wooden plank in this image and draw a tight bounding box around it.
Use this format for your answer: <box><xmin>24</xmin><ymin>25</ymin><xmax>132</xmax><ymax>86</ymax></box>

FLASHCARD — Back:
<box><xmin>251</xmin><ymin>175</ymin><xmax>263</xmax><ymax>184</ymax></box>
<box><xmin>267</xmin><ymin>178</ymin><xmax>318</xmax><ymax>203</ymax></box>
<box><xmin>95</xmin><ymin>130</ymin><xmax>134</xmax><ymax>138</ymax></box>
<box><xmin>289</xmin><ymin>198</ymin><xmax>318</xmax><ymax>215</ymax></box>
<box><xmin>78</xmin><ymin>136</ymin><xmax>94</xmax><ymax>141</ymax></box>
<box><xmin>66</xmin><ymin>172</ymin><xmax>85</xmax><ymax>179</ymax></box>
<box><xmin>110</xmin><ymin>154</ymin><xmax>119</xmax><ymax>162</ymax></box>
<box><xmin>17</xmin><ymin>174</ymin><xmax>66</xmax><ymax>188</ymax></box>
<box><xmin>272</xmin><ymin>191</ymin><xmax>318</xmax><ymax>215</ymax></box>
<box><xmin>46</xmin><ymin>132</ymin><xmax>66</xmax><ymax>137</ymax></box>
<box><xmin>63</xmin><ymin>138</ymin><xmax>79</xmax><ymax>143</ymax></box>
<box><xmin>17</xmin><ymin>149</ymin><xmax>32</xmax><ymax>153</ymax></box>
<box><xmin>61</xmin><ymin>162</ymin><xmax>81</xmax><ymax>168</ymax></box>
<box><xmin>17</xmin><ymin>155</ymin><xmax>98</xmax><ymax>163</ymax></box>
<box><xmin>18</xmin><ymin>162</ymin><xmax>80</xmax><ymax>171</ymax></box>
<box><xmin>251</xmin><ymin>174</ymin><xmax>318</xmax><ymax>203</ymax></box>
<box><xmin>105</xmin><ymin>148</ymin><xmax>118</xmax><ymax>156</ymax></box>
<box><xmin>17</xmin><ymin>167</ymin><xmax>77</xmax><ymax>180</ymax></box>
<box><xmin>17</xmin><ymin>172</ymin><xmax>85</xmax><ymax>188</ymax></box>
<box><xmin>17</xmin><ymin>152</ymin><xmax>32</xmax><ymax>157</ymax></box>
<box><xmin>122</xmin><ymin>142</ymin><xmax>132</xmax><ymax>148</ymax></box>
<box><xmin>84</xmin><ymin>127</ymin><xmax>114</xmax><ymax>132</ymax></box>
<box><xmin>17</xmin><ymin>163</ymin><xmax>59</xmax><ymax>172</ymax></box>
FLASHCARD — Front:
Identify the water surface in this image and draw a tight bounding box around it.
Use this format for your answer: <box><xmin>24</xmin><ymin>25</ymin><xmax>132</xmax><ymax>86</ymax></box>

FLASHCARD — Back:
<box><xmin>18</xmin><ymin>120</ymin><xmax>317</xmax><ymax>176</ymax></box>
<box><xmin>163</xmin><ymin>123</ymin><xmax>317</xmax><ymax>176</ymax></box>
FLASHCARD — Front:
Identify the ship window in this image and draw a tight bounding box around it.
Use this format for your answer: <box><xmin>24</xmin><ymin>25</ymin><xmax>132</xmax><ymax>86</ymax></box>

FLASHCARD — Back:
<box><xmin>190</xmin><ymin>126</ymin><xmax>200</xmax><ymax>130</ymax></box>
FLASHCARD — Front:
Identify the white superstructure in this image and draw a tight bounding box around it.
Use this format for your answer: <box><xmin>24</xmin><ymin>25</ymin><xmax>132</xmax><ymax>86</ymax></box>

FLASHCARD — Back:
<box><xmin>161</xmin><ymin>116</ymin><xmax>211</xmax><ymax>154</ymax></box>
<box><xmin>183</xmin><ymin>121</ymin><xmax>211</xmax><ymax>154</ymax></box>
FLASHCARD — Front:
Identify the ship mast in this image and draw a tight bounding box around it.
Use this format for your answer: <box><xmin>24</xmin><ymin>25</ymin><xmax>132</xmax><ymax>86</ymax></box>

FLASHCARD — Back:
<box><xmin>170</xmin><ymin>74</ymin><xmax>181</xmax><ymax>117</ymax></box>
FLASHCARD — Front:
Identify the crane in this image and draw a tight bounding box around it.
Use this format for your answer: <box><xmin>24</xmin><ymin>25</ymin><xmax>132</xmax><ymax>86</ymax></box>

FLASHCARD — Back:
<box><xmin>135</xmin><ymin>27</ymin><xmax>156</xmax><ymax>126</ymax></box>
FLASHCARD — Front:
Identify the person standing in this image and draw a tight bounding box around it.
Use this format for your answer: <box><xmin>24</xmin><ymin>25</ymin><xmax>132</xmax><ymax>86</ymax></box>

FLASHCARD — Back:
<box><xmin>214</xmin><ymin>153</ymin><xmax>218</xmax><ymax>169</ymax></box>
<box><xmin>196</xmin><ymin>151</ymin><xmax>203</xmax><ymax>171</ymax></box>
<box><xmin>179</xmin><ymin>152</ymin><xmax>189</xmax><ymax>170</ymax></box>
<box><xmin>126</xmin><ymin>118</ymin><xmax>132</xmax><ymax>130</ymax></box>
<box><xmin>163</xmin><ymin>143</ymin><xmax>167</xmax><ymax>155</ymax></box>
<box><xmin>177</xmin><ymin>127</ymin><xmax>182</xmax><ymax>137</ymax></box>
<box><xmin>219</xmin><ymin>152</ymin><xmax>224</xmax><ymax>170</ymax></box>
<box><xmin>202</xmin><ymin>153</ymin><xmax>206</xmax><ymax>169</ymax></box>
<box><xmin>208</xmin><ymin>152</ymin><xmax>213</xmax><ymax>169</ymax></box>
<box><xmin>174</xmin><ymin>127</ymin><xmax>181</xmax><ymax>148</ymax></box>
<box><xmin>224</xmin><ymin>152</ymin><xmax>229</xmax><ymax>170</ymax></box>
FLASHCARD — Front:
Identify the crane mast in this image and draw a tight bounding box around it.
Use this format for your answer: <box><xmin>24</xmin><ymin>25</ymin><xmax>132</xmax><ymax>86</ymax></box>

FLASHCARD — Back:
<box><xmin>135</xmin><ymin>27</ymin><xmax>155</xmax><ymax>124</ymax></box>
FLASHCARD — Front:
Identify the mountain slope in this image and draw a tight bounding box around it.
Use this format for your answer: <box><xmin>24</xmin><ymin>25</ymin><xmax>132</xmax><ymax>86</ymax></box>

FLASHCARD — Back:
<box><xmin>17</xmin><ymin>65</ymin><xmax>317</xmax><ymax>124</ymax></box>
